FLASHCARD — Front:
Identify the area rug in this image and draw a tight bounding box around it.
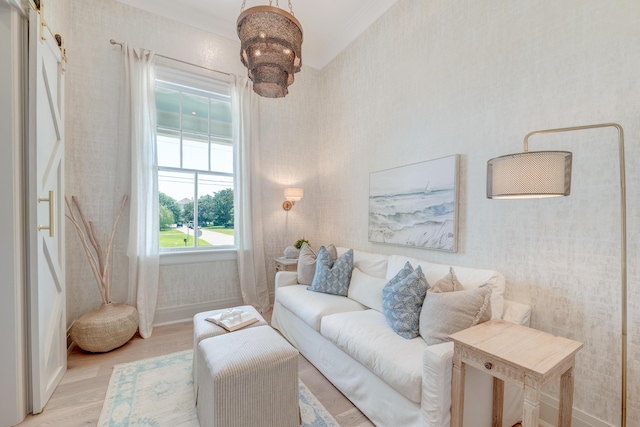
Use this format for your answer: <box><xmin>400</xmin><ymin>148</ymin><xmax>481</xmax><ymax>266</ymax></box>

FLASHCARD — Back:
<box><xmin>98</xmin><ymin>350</ymin><xmax>340</xmax><ymax>427</ymax></box>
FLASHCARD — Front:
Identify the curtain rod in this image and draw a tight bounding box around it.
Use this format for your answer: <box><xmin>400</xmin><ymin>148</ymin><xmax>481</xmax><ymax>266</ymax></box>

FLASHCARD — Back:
<box><xmin>109</xmin><ymin>39</ymin><xmax>234</xmax><ymax>78</ymax></box>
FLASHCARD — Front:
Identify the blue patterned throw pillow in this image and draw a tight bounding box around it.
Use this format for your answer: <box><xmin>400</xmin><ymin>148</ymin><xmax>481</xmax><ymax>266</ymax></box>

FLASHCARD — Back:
<box><xmin>307</xmin><ymin>247</ymin><xmax>354</xmax><ymax>296</ymax></box>
<box><xmin>382</xmin><ymin>263</ymin><xmax>430</xmax><ymax>339</ymax></box>
<box><xmin>385</xmin><ymin>261</ymin><xmax>414</xmax><ymax>288</ymax></box>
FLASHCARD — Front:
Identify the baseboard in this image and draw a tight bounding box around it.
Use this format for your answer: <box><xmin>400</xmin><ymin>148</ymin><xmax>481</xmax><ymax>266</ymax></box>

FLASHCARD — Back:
<box><xmin>540</xmin><ymin>393</ymin><xmax>612</xmax><ymax>427</ymax></box>
<box><xmin>152</xmin><ymin>298</ymin><xmax>245</xmax><ymax>326</ymax></box>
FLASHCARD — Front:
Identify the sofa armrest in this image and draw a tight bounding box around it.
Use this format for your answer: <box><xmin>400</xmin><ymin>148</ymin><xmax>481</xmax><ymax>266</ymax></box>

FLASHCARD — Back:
<box><xmin>422</xmin><ymin>341</ymin><xmax>454</xmax><ymax>427</ymax></box>
<box><xmin>275</xmin><ymin>271</ymin><xmax>299</xmax><ymax>289</ymax></box>
<box><xmin>502</xmin><ymin>299</ymin><xmax>532</xmax><ymax>326</ymax></box>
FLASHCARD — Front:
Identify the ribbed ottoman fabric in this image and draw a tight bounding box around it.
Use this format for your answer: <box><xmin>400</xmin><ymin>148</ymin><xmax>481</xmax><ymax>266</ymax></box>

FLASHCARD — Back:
<box><xmin>192</xmin><ymin>306</ymin><xmax>268</xmax><ymax>395</ymax></box>
<box><xmin>196</xmin><ymin>325</ymin><xmax>300</xmax><ymax>427</ymax></box>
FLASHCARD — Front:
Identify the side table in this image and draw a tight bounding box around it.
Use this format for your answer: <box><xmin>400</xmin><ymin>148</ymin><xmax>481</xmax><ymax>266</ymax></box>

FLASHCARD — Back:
<box><xmin>274</xmin><ymin>257</ymin><xmax>297</xmax><ymax>273</ymax></box>
<box><xmin>449</xmin><ymin>320</ymin><xmax>583</xmax><ymax>427</ymax></box>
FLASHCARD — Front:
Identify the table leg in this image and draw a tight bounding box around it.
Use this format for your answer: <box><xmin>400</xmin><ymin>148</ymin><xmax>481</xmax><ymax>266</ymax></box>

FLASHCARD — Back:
<box><xmin>522</xmin><ymin>377</ymin><xmax>541</xmax><ymax>427</ymax></box>
<box><xmin>451</xmin><ymin>348</ymin><xmax>466</xmax><ymax>427</ymax></box>
<box><xmin>558</xmin><ymin>365</ymin><xmax>575</xmax><ymax>427</ymax></box>
<box><xmin>492</xmin><ymin>377</ymin><xmax>504</xmax><ymax>427</ymax></box>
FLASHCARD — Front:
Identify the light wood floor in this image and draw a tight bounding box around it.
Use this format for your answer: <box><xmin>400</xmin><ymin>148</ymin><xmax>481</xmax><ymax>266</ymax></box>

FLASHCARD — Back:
<box><xmin>17</xmin><ymin>312</ymin><xmax>373</xmax><ymax>427</ymax></box>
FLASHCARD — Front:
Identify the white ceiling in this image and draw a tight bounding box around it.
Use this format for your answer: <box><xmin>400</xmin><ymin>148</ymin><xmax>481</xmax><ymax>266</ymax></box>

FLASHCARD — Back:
<box><xmin>115</xmin><ymin>0</ymin><xmax>399</xmax><ymax>70</ymax></box>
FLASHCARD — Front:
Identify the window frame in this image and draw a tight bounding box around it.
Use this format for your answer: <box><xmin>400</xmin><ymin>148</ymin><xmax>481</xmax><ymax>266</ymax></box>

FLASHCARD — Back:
<box><xmin>154</xmin><ymin>65</ymin><xmax>237</xmax><ymax>261</ymax></box>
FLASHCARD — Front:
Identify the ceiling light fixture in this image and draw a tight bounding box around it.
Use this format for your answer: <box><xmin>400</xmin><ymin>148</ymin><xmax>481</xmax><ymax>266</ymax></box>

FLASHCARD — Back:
<box><xmin>237</xmin><ymin>0</ymin><xmax>303</xmax><ymax>98</ymax></box>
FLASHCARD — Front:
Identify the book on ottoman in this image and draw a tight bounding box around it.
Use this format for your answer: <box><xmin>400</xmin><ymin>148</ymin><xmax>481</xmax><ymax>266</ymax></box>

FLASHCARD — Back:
<box><xmin>205</xmin><ymin>309</ymin><xmax>259</xmax><ymax>332</ymax></box>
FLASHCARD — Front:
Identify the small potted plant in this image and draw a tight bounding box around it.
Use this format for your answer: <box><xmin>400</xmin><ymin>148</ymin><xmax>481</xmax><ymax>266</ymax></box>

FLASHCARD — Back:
<box><xmin>283</xmin><ymin>238</ymin><xmax>309</xmax><ymax>259</ymax></box>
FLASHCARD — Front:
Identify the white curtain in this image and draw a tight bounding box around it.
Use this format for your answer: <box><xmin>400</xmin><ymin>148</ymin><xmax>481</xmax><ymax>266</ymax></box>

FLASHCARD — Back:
<box><xmin>232</xmin><ymin>77</ymin><xmax>270</xmax><ymax>312</ymax></box>
<box><xmin>122</xmin><ymin>44</ymin><xmax>159</xmax><ymax>338</ymax></box>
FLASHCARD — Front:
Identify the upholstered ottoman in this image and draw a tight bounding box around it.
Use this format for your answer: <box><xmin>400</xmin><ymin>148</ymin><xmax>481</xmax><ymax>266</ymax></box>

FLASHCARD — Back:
<box><xmin>192</xmin><ymin>305</ymin><xmax>267</xmax><ymax>394</ymax></box>
<box><xmin>196</xmin><ymin>325</ymin><xmax>300</xmax><ymax>427</ymax></box>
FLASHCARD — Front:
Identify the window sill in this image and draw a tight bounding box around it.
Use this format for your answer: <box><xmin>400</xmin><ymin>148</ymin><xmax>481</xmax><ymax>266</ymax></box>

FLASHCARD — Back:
<box><xmin>159</xmin><ymin>248</ymin><xmax>237</xmax><ymax>265</ymax></box>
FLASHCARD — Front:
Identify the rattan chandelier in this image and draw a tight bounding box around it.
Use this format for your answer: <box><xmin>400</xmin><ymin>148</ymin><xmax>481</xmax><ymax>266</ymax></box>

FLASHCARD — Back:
<box><xmin>237</xmin><ymin>0</ymin><xmax>303</xmax><ymax>98</ymax></box>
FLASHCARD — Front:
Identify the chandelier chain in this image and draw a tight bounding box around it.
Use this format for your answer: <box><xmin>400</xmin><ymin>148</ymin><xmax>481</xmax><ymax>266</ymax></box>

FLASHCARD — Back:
<box><xmin>240</xmin><ymin>0</ymin><xmax>293</xmax><ymax>14</ymax></box>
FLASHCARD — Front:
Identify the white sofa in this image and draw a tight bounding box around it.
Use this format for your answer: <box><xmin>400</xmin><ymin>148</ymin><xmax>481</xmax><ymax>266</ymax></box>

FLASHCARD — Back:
<box><xmin>271</xmin><ymin>247</ymin><xmax>532</xmax><ymax>427</ymax></box>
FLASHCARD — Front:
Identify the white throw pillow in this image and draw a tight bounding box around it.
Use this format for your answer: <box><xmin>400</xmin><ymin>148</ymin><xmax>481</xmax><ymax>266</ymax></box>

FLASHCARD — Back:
<box><xmin>337</xmin><ymin>247</ymin><xmax>389</xmax><ymax>279</ymax></box>
<box><xmin>347</xmin><ymin>268</ymin><xmax>388</xmax><ymax>312</ymax></box>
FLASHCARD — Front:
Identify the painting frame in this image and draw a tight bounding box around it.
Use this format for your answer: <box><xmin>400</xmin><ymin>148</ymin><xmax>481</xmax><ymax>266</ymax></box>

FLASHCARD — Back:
<box><xmin>368</xmin><ymin>154</ymin><xmax>459</xmax><ymax>252</ymax></box>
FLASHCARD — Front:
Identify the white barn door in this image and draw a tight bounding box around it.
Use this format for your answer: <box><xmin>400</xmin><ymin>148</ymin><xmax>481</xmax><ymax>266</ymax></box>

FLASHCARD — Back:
<box><xmin>27</xmin><ymin>5</ymin><xmax>66</xmax><ymax>414</ymax></box>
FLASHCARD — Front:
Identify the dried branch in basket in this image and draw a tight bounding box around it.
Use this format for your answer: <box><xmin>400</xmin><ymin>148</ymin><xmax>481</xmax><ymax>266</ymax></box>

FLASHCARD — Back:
<box><xmin>65</xmin><ymin>195</ymin><xmax>129</xmax><ymax>305</ymax></box>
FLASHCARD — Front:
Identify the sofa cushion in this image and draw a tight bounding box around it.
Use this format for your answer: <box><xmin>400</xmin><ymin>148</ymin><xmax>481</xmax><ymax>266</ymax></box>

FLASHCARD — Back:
<box><xmin>347</xmin><ymin>268</ymin><xmax>387</xmax><ymax>312</ymax></box>
<box><xmin>419</xmin><ymin>284</ymin><xmax>492</xmax><ymax>346</ymax></box>
<box><xmin>320</xmin><ymin>310</ymin><xmax>427</xmax><ymax>404</ymax></box>
<box><xmin>386</xmin><ymin>255</ymin><xmax>505</xmax><ymax>319</ymax></box>
<box><xmin>308</xmin><ymin>248</ymin><xmax>353</xmax><ymax>296</ymax></box>
<box><xmin>382</xmin><ymin>263</ymin><xmax>429</xmax><ymax>339</ymax></box>
<box><xmin>297</xmin><ymin>243</ymin><xmax>337</xmax><ymax>285</ymax></box>
<box><xmin>275</xmin><ymin>284</ymin><xmax>366</xmax><ymax>331</ymax></box>
<box><xmin>430</xmin><ymin>267</ymin><xmax>464</xmax><ymax>293</ymax></box>
<box><xmin>337</xmin><ymin>247</ymin><xmax>388</xmax><ymax>279</ymax></box>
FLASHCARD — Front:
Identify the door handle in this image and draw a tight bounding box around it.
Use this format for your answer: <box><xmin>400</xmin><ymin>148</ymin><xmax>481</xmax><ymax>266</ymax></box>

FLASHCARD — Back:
<box><xmin>38</xmin><ymin>190</ymin><xmax>54</xmax><ymax>237</ymax></box>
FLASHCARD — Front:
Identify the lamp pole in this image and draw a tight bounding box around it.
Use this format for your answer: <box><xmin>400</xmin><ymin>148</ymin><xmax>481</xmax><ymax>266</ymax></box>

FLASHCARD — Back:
<box><xmin>521</xmin><ymin>123</ymin><xmax>626</xmax><ymax>427</ymax></box>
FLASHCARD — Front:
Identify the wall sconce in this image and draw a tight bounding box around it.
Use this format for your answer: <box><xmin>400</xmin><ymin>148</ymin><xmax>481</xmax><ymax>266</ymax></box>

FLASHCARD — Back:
<box><xmin>283</xmin><ymin>187</ymin><xmax>303</xmax><ymax>211</ymax></box>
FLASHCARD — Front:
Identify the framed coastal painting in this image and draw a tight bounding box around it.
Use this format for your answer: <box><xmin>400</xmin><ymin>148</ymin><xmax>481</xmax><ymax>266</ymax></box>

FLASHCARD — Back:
<box><xmin>368</xmin><ymin>154</ymin><xmax>459</xmax><ymax>252</ymax></box>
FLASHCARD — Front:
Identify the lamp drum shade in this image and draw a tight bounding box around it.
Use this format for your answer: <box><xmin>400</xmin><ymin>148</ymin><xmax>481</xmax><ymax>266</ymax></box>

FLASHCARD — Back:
<box><xmin>486</xmin><ymin>151</ymin><xmax>572</xmax><ymax>199</ymax></box>
<box><xmin>284</xmin><ymin>187</ymin><xmax>303</xmax><ymax>201</ymax></box>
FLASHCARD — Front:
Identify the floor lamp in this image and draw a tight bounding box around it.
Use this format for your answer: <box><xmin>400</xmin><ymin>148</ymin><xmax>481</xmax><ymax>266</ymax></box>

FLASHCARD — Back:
<box><xmin>486</xmin><ymin>123</ymin><xmax>627</xmax><ymax>427</ymax></box>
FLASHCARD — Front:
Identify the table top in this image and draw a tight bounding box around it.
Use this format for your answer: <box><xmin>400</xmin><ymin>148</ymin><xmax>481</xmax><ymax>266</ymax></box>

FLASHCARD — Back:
<box><xmin>449</xmin><ymin>320</ymin><xmax>583</xmax><ymax>377</ymax></box>
<box><xmin>275</xmin><ymin>257</ymin><xmax>298</xmax><ymax>265</ymax></box>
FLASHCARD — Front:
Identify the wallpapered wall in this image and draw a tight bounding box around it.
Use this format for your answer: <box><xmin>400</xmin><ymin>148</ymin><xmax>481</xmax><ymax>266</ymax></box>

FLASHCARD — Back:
<box><xmin>314</xmin><ymin>1</ymin><xmax>639</xmax><ymax>425</ymax></box>
<box><xmin>62</xmin><ymin>0</ymin><xmax>320</xmax><ymax>322</ymax></box>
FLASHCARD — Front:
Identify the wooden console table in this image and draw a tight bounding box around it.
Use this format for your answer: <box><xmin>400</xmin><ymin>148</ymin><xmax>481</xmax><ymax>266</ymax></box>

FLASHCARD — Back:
<box><xmin>449</xmin><ymin>320</ymin><xmax>583</xmax><ymax>427</ymax></box>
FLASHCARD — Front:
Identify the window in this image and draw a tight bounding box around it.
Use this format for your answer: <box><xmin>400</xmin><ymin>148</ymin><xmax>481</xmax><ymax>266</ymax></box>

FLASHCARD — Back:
<box><xmin>155</xmin><ymin>67</ymin><xmax>235</xmax><ymax>251</ymax></box>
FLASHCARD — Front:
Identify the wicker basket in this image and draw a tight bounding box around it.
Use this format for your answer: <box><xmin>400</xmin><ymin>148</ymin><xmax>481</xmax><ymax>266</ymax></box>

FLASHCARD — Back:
<box><xmin>70</xmin><ymin>303</ymin><xmax>139</xmax><ymax>353</ymax></box>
